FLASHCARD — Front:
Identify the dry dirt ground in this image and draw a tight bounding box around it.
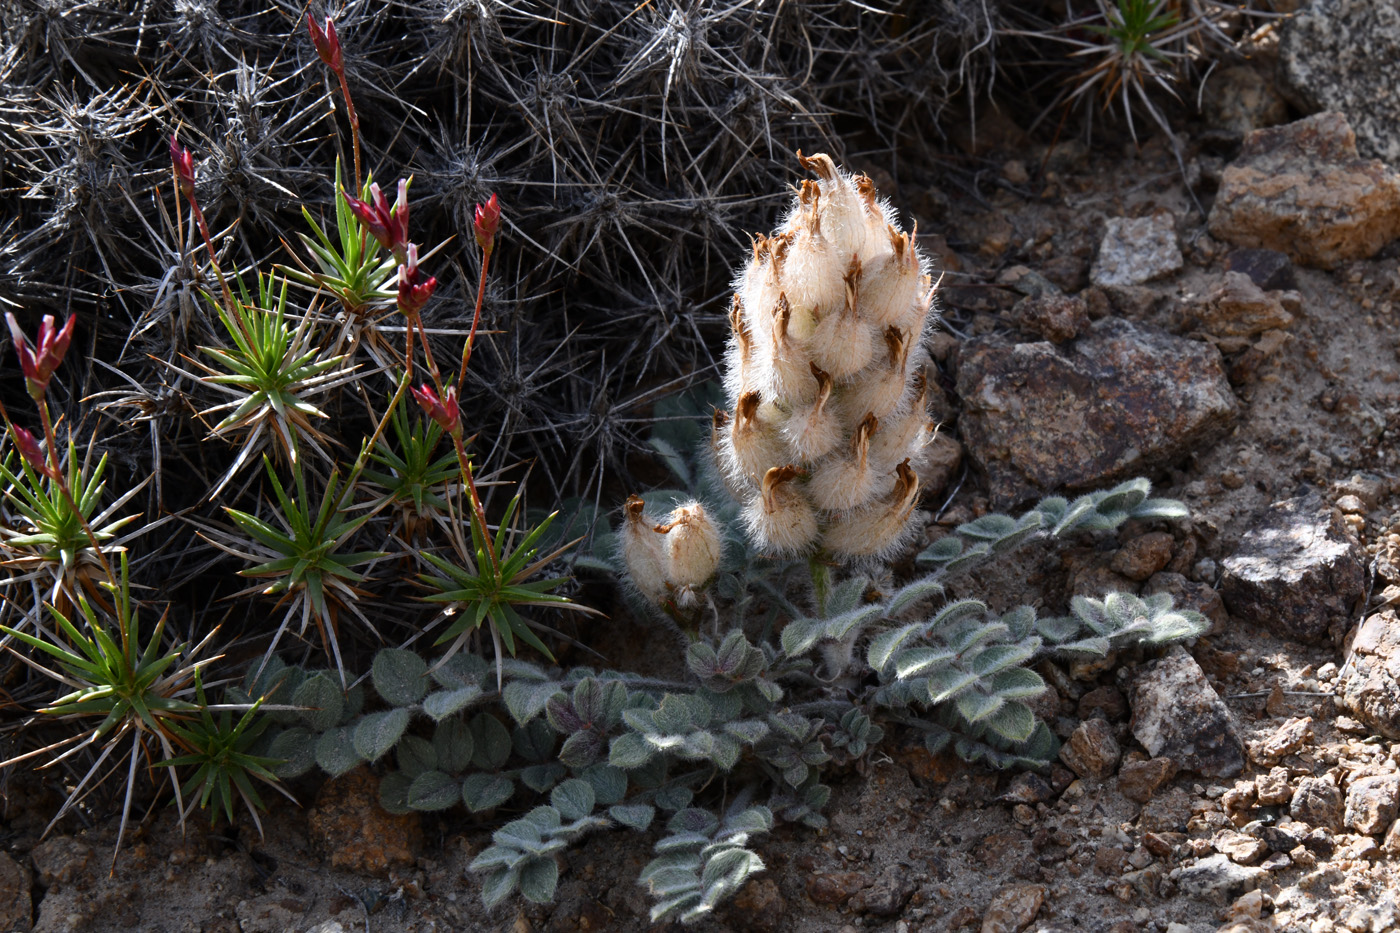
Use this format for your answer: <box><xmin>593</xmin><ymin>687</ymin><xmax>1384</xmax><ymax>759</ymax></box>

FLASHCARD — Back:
<box><xmin>4</xmin><ymin>126</ymin><xmax>1400</xmax><ymax>933</ymax></box>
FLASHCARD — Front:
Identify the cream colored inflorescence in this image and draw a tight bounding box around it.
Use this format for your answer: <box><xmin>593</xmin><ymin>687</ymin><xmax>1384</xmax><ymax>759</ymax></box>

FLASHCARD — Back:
<box><xmin>714</xmin><ymin>152</ymin><xmax>938</xmax><ymax>560</ymax></box>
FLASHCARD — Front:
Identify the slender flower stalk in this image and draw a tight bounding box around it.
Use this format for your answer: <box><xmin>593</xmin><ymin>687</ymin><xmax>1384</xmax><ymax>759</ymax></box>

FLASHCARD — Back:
<box><xmin>169</xmin><ymin>134</ymin><xmax>240</xmax><ymax>330</ymax></box>
<box><xmin>458</xmin><ymin>194</ymin><xmax>500</xmax><ymax>391</ymax></box>
<box><xmin>308</xmin><ymin>14</ymin><xmax>361</xmax><ymax>191</ymax></box>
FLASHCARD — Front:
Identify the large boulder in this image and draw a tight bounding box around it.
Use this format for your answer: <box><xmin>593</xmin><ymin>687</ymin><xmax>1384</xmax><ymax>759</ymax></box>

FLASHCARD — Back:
<box><xmin>1278</xmin><ymin>0</ymin><xmax>1400</xmax><ymax>166</ymax></box>
<box><xmin>956</xmin><ymin>318</ymin><xmax>1237</xmax><ymax>508</ymax></box>
<box><xmin>1207</xmin><ymin>112</ymin><xmax>1400</xmax><ymax>268</ymax></box>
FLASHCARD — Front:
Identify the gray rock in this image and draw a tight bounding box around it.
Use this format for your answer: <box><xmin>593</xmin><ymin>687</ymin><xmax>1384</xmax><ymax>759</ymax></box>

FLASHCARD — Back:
<box><xmin>304</xmin><ymin>924</ymin><xmax>348</xmax><ymax>933</ymax></box>
<box><xmin>0</xmin><ymin>851</ymin><xmax>30</xmax><ymax>933</ymax></box>
<box><xmin>1290</xmin><ymin>775</ymin><xmax>1344</xmax><ymax>832</ymax></box>
<box><xmin>1219</xmin><ymin>492</ymin><xmax>1364</xmax><ymax>645</ymax></box>
<box><xmin>1345</xmin><ymin>773</ymin><xmax>1400</xmax><ymax>836</ymax></box>
<box><xmin>956</xmin><ymin>318</ymin><xmax>1238</xmax><ymax>508</ymax></box>
<box><xmin>1202</xmin><ymin>65</ymin><xmax>1290</xmax><ymax>137</ymax></box>
<box><xmin>1207</xmin><ymin>112</ymin><xmax>1400</xmax><ymax>269</ymax></box>
<box><xmin>1337</xmin><ymin>610</ymin><xmax>1400</xmax><ymax>739</ymax></box>
<box><xmin>1059</xmin><ymin>718</ymin><xmax>1120</xmax><ymax>779</ymax></box>
<box><xmin>1174</xmin><ymin>853</ymin><xmax>1266</xmax><ymax>903</ymax></box>
<box><xmin>1128</xmin><ymin>645</ymin><xmax>1245</xmax><ymax>778</ymax></box>
<box><xmin>1278</xmin><ymin>0</ymin><xmax>1400</xmax><ymax>166</ymax></box>
<box><xmin>1090</xmin><ymin>214</ymin><xmax>1183</xmax><ymax>288</ymax></box>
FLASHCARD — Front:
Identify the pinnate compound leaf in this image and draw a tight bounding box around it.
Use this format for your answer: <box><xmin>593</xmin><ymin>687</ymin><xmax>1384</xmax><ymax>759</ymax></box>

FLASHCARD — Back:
<box><xmin>503</xmin><ymin>679</ymin><xmax>563</xmax><ymax>726</ymax></box>
<box><xmin>269</xmin><ymin>728</ymin><xmax>317</xmax><ymax>778</ymax></box>
<box><xmin>609</xmin><ymin>732</ymin><xmax>654</xmax><ymax>769</ymax></box>
<box><xmin>470</xmin><ymin>713</ymin><xmax>512</xmax><ymax>770</ymax></box>
<box><xmin>885</xmin><ymin>577</ymin><xmax>944</xmax><ymax>617</ymax></box>
<box><xmin>984</xmin><ymin>700</ymin><xmax>1037</xmax><ymax>744</ymax></box>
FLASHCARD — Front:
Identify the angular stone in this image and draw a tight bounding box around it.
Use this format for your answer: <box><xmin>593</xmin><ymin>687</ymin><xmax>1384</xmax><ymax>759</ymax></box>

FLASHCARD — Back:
<box><xmin>1091</xmin><ymin>214</ymin><xmax>1183</xmax><ymax>288</ymax></box>
<box><xmin>1059</xmin><ymin>718</ymin><xmax>1121</xmax><ymax>779</ymax></box>
<box><xmin>805</xmin><ymin>871</ymin><xmax>869</xmax><ymax>906</ymax></box>
<box><xmin>1290</xmin><ymin>775</ymin><xmax>1344</xmax><ymax>832</ymax></box>
<box><xmin>1118</xmin><ymin>757</ymin><xmax>1178</xmax><ymax>804</ymax></box>
<box><xmin>1077</xmin><ymin>686</ymin><xmax>1127</xmax><ymax>723</ymax></box>
<box><xmin>1174</xmin><ymin>853</ymin><xmax>1266</xmax><ymax>904</ymax></box>
<box><xmin>1213</xmin><ymin>830</ymin><xmax>1268</xmax><ymax>866</ymax></box>
<box><xmin>1110</xmin><ymin>532</ymin><xmax>1175</xmax><ymax>582</ymax></box>
<box><xmin>1224</xmin><ymin>248</ymin><xmax>1296</xmax><ymax>293</ymax></box>
<box><xmin>1142</xmin><ymin>573</ymin><xmax>1228</xmax><ymax>632</ymax></box>
<box><xmin>1219</xmin><ymin>493</ymin><xmax>1364</xmax><ymax>645</ymax></box>
<box><xmin>1013</xmin><ymin>292</ymin><xmax>1089</xmax><ymax>343</ymax></box>
<box><xmin>956</xmin><ymin>318</ymin><xmax>1238</xmax><ymax>508</ymax></box>
<box><xmin>1186</xmin><ymin>272</ymin><xmax>1296</xmax><ymax>339</ymax></box>
<box><xmin>29</xmin><ymin>837</ymin><xmax>93</xmax><ymax>890</ymax></box>
<box><xmin>999</xmin><ymin>771</ymin><xmax>1056</xmax><ymax>805</ymax></box>
<box><xmin>1129</xmin><ymin>646</ymin><xmax>1245</xmax><ymax>778</ymax></box>
<box><xmin>1249</xmin><ymin>717</ymin><xmax>1314</xmax><ymax>766</ymax></box>
<box><xmin>1278</xmin><ymin>0</ymin><xmax>1400</xmax><ymax>166</ymax></box>
<box><xmin>848</xmin><ymin>870</ymin><xmax>915</xmax><ymax>917</ymax></box>
<box><xmin>1345</xmin><ymin>773</ymin><xmax>1400</xmax><ymax>836</ymax></box>
<box><xmin>1337</xmin><ymin>610</ymin><xmax>1400</xmax><ymax>739</ymax></box>
<box><xmin>980</xmin><ymin>883</ymin><xmax>1045</xmax><ymax>933</ymax></box>
<box><xmin>1207</xmin><ymin>112</ymin><xmax>1400</xmax><ymax>269</ymax></box>
<box><xmin>1255</xmin><ymin>767</ymin><xmax>1292</xmax><ymax>807</ymax></box>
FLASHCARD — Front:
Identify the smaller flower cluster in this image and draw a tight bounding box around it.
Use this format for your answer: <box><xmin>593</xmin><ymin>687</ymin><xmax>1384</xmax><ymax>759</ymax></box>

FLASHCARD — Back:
<box><xmin>621</xmin><ymin>497</ymin><xmax>722</xmax><ymax>608</ymax></box>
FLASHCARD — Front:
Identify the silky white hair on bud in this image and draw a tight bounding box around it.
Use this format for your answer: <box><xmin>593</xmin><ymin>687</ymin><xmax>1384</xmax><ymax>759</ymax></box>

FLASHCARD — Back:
<box><xmin>743</xmin><ymin>465</ymin><xmax>818</xmax><ymax>555</ymax></box>
<box><xmin>807</xmin><ymin>412</ymin><xmax>879</xmax><ymax>511</ymax></box>
<box><xmin>781</xmin><ymin>363</ymin><xmax>841</xmax><ymax>461</ymax></box>
<box><xmin>659</xmin><ymin>501</ymin><xmax>722</xmax><ymax>590</ymax></box>
<box><xmin>823</xmin><ymin>461</ymin><xmax>922</xmax><ymax>561</ymax></box>
<box><xmin>621</xmin><ymin>496</ymin><xmax>668</xmax><ymax>604</ymax></box>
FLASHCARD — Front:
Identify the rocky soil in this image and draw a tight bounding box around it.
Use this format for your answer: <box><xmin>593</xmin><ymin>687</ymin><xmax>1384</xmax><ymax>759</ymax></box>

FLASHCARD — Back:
<box><xmin>6</xmin><ymin>14</ymin><xmax>1400</xmax><ymax>933</ymax></box>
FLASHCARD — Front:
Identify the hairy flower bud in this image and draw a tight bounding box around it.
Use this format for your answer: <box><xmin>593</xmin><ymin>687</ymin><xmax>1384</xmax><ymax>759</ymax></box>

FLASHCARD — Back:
<box><xmin>742</xmin><ymin>465</ymin><xmax>818</xmax><ymax>556</ymax></box>
<box><xmin>621</xmin><ymin>496</ymin><xmax>668</xmax><ymax>605</ymax></box>
<box><xmin>658</xmin><ymin>502</ymin><xmax>722</xmax><ymax>591</ymax></box>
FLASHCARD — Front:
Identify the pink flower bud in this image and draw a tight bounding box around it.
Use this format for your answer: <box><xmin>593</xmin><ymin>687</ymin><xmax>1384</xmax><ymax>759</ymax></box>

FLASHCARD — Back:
<box><xmin>9</xmin><ymin>425</ymin><xmax>51</xmax><ymax>478</ymax></box>
<box><xmin>169</xmin><ymin>134</ymin><xmax>195</xmax><ymax>201</ymax></box>
<box><xmin>474</xmin><ymin>193</ymin><xmax>501</xmax><ymax>256</ymax></box>
<box><xmin>7</xmin><ymin>312</ymin><xmax>75</xmax><ymax>400</ymax></box>
<box><xmin>343</xmin><ymin>180</ymin><xmax>410</xmax><ymax>263</ymax></box>
<box><xmin>412</xmin><ymin>384</ymin><xmax>461</xmax><ymax>438</ymax></box>
<box><xmin>307</xmin><ymin>14</ymin><xmax>343</xmax><ymax>73</ymax></box>
<box><xmin>397</xmin><ymin>245</ymin><xmax>437</xmax><ymax>317</ymax></box>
